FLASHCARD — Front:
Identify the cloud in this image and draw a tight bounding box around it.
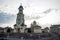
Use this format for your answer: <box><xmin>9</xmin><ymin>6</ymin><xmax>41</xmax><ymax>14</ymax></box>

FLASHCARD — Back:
<box><xmin>0</xmin><ymin>12</ymin><xmax>16</xmax><ymax>23</ymax></box>
<box><xmin>0</xmin><ymin>9</ymin><xmax>60</xmax><ymax>28</ymax></box>
<box><xmin>37</xmin><ymin>9</ymin><xmax>60</xmax><ymax>25</ymax></box>
<box><xmin>0</xmin><ymin>11</ymin><xmax>16</xmax><ymax>27</ymax></box>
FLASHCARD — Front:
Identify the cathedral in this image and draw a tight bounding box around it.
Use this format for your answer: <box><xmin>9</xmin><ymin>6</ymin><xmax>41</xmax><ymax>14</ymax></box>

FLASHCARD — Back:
<box><xmin>14</xmin><ymin>4</ymin><xmax>44</xmax><ymax>33</ymax></box>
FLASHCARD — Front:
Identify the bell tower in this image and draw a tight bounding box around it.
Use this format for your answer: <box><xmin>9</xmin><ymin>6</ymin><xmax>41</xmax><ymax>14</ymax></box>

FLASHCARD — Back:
<box><xmin>14</xmin><ymin>4</ymin><xmax>26</xmax><ymax>33</ymax></box>
<box><xmin>16</xmin><ymin>4</ymin><xmax>24</xmax><ymax>26</ymax></box>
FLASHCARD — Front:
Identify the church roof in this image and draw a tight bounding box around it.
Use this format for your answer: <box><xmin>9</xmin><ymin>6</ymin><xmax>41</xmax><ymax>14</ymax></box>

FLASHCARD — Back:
<box><xmin>50</xmin><ymin>24</ymin><xmax>60</xmax><ymax>28</ymax></box>
<box><xmin>31</xmin><ymin>25</ymin><xmax>41</xmax><ymax>28</ymax></box>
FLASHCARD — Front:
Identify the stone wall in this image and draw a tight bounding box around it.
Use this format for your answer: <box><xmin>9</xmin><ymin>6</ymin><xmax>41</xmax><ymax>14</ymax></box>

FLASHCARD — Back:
<box><xmin>0</xmin><ymin>33</ymin><xmax>60</xmax><ymax>40</ymax></box>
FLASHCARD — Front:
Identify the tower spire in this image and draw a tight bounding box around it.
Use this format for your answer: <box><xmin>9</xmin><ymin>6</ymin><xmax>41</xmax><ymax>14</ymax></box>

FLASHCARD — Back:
<box><xmin>19</xmin><ymin>3</ymin><xmax>23</xmax><ymax>9</ymax></box>
<box><xmin>18</xmin><ymin>3</ymin><xmax>24</xmax><ymax>14</ymax></box>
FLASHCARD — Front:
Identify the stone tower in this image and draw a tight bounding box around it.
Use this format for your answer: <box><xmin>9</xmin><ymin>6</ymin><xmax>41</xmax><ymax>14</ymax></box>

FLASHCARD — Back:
<box><xmin>16</xmin><ymin>4</ymin><xmax>24</xmax><ymax>26</ymax></box>
<box><xmin>14</xmin><ymin>4</ymin><xmax>26</xmax><ymax>33</ymax></box>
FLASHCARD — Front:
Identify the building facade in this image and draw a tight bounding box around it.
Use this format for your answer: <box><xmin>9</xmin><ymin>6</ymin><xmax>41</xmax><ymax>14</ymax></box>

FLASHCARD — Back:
<box><xmin>31</xmin><ymin>21</ymin><xmax>42</xmax><ymax>33</ymax></box>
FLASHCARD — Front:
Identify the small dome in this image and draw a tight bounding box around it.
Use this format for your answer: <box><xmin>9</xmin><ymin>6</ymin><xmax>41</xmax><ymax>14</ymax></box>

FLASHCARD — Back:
<box><xmin>33</xmin><ymin>21</ymin><xmax>37</xmax><ymax>25</ymax></box>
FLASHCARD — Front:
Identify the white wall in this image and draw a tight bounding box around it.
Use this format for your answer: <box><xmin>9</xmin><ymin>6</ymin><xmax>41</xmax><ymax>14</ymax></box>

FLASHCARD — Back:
<box><xmin>34</xmin><ymin>28</ymin><xmax>41</xmax><ymax>33</ymax></box>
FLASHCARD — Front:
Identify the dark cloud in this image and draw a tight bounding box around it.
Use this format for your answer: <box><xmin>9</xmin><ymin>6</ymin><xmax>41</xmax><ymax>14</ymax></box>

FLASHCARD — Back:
<box><xmin>43</xmin><ymin>9</ymin><xmax>51</xmax><ymax>14</ymax></box>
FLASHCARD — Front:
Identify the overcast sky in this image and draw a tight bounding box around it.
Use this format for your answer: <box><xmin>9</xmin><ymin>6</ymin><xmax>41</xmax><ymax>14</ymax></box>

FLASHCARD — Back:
<box><xmin>0</xmin><ymin>0</ymin><xmax>60</xmax><ymax>14</ymax></box>
<box><xmin>0</xmin><ymin>0</ymin><xmax>60</xmax><ymax>28</ymax></box>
